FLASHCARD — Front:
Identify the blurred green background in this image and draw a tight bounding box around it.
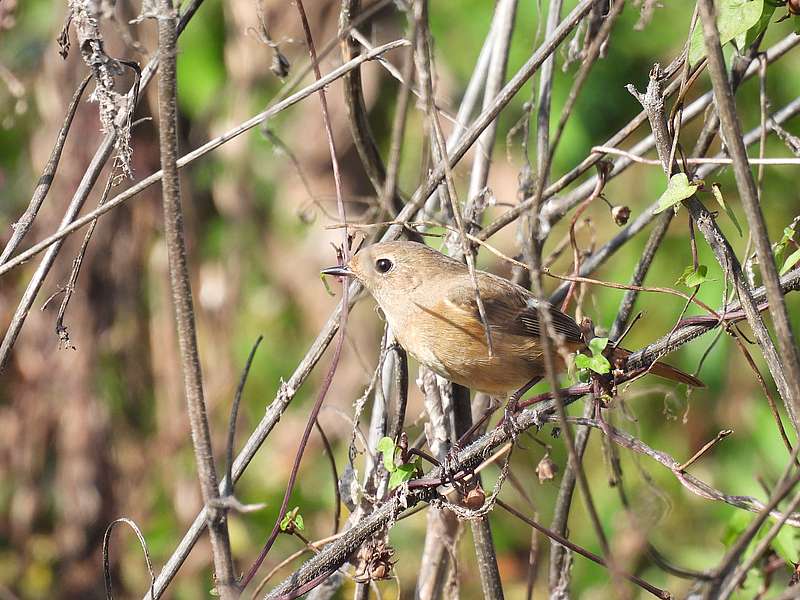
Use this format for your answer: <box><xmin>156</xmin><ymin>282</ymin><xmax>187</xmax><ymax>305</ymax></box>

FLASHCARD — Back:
<box><xmin>1</xmin><ymin>0</ymin><xmax>799</xmax><ymax>598</ymax></box>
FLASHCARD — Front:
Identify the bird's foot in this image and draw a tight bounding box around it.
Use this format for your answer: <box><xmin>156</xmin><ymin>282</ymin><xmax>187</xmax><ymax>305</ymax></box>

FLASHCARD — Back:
<box><xmin>502</xmin><ymin>397</ymin><xmax>522</xmax><ymax>440</ymax></box>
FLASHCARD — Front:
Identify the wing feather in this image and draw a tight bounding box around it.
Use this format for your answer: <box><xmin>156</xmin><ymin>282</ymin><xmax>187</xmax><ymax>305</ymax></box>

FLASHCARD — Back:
<box><xmin>446</xmin><ymin>272</ymin><xmax>584</xmax><ymax>344</ymax></box>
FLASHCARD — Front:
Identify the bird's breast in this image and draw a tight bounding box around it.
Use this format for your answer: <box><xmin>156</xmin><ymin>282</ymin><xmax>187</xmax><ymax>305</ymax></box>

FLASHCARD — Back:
<box><xmin>384</xmin><ymin>298</ymin><xmax>545</xmax><ymax>396</ymax></box>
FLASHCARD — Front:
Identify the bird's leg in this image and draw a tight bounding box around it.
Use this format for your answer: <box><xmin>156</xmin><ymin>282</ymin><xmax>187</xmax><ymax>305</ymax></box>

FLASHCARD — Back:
<box><xmin>454</xmin><ymin>397</ymin><xmax>502</xmax><ymax>448</ymax></box>
<box><xmin>503</xmin><ymin>377</ymin><xmax>542</xmax><ymax>437</ymax></box>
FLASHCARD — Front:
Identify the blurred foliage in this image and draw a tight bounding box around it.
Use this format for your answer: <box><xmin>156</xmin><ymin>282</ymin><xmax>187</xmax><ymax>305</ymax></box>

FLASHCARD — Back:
<box><xmin>1</xmin><ymin>0</ymin><xmax>800</xmax><ymax>599</ymax></box>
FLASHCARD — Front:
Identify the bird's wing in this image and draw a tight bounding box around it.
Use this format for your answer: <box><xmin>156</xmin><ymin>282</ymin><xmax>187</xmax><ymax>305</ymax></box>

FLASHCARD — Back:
<box><xmin>445</xmin><ymin>272</ymin><xmax>584</xmax><ymax>344</ymax></box>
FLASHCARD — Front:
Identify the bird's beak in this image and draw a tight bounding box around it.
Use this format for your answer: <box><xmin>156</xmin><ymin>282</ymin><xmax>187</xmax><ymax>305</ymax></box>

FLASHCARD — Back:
<box><xmin>321</xmin><ymin>265</ymin><xmax>354</xmax><ymax>278</ymax></box>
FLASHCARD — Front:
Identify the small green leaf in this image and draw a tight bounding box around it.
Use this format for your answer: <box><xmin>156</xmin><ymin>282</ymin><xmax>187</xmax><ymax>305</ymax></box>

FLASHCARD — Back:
<box><xmin>376</xmin><ymin>437</ymin><xmax>396</xmax><ymax>472</ymax></box>
<box><xmin>589</xmin><ymin>355</ymin><xmax>611</xmax><ymax>375</ymax></box>
<box><xmin>574</xmin><ymin>354</ymin><xmax>592</xmax><ymax>370</ymax></box>
<box><xmin>780</xmin><ymin>247</ymin><xmax>800</xmax><ymax>275</ymax></box>
<box><xmin>280</xmin><ymin>507</ymin><xmax>303</xmax><ymax>532</ymax></box>
<box><xmin>677</xmin><ymin>264</ymin><xmax>709</xmax><ymax>287</ymax></box>
<box><xmin>388</xmin><ymin>462</ymin><xmax>418</xmax><ymax>489</ymax></box>
<box><xmin>654</xmin><ymin>173</ymin><xmax>699</xmax><ymax>214</ymax></box>
<box><xmin>575</xmin><ymin>352</ymin><xmax>611</xmax><ymax>375</ymax></box>
<box><xmin>588</xmin><ymin>337</ymin><xmax>609</xmax><ymax>355</ymax></box>
<box><xmin>774</xmin><ymin>224</ymin><xmax>798</xmax><ymax>267</ymax></box>
<box><xmin>745</xmin><ymin>2</ymin><xmax>776</xmax><ymax>46</ymax></box>
<box><xmin>711</xmin><ymin>183</ymin><xmax>743</xmax><ymax>237</ymax></box>
<box><xmin>376</xmin><ymin>437</ymin><xmax>394</xmax><ymax>453</ymax></box>
<box><xmin>688</xmin><ymin>0</ymin><xmax>765</xmax><ymax>65</ymax></box>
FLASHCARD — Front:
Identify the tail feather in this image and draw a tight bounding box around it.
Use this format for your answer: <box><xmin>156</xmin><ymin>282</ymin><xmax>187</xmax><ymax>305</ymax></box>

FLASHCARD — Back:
<box><xmin>612</xmin><ymin>347</ymin><xmax>705</xmax><ymax>388</ymax></box>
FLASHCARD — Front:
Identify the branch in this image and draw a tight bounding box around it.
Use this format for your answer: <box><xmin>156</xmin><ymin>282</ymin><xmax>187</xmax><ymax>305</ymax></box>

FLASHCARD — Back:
<box><xmin>0</xmin><ymin>40</ymin><xmax>411</xmax><ymax>280</ymax></box>
<box><xmin>698</xmin><ymin>0</ymin><xmax>800</xmax><ymax>419</ymax></box>
<box><xmin>629</xmin><ymin>66</ymin><xmax>800</xmax><ymax>432</ymax></box>
<box><xmin>155</xmin><ymin>0</ymin><xmax>236</xmax><ymax>595</ymax></box>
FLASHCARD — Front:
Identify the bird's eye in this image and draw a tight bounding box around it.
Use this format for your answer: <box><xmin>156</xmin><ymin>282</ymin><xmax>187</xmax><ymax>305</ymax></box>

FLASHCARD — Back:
<box><xmin>375</xmin><ymin>258</ymin><xmax>393</xmax><ymax>274</ymax></box>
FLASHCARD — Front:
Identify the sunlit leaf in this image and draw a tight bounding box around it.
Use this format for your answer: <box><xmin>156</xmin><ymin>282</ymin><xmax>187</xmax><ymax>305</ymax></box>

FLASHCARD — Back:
<box><xmin>588</xmin><ymin>337</ymin><xmax>609</xmax><ymax>355</ymax></box>
<box><xmin>676</xmin><ymin>264</ymin><xmax>710</xmax><ymax>287</ymax></box>
<box><xmin>711</xmin><ymin>183</ymin><xmax>743</xmax><ymax>237</ymax></box>
<box><xmin>780</xmin><ymin>248</ymin><xmax>800</xmax><ymax>275</ymax></box>
<box><xmin>575</xmin><ymin>352</ymin><xmax>611</xmax><ymax>375</ymax></box>
<box><xmin>376</xmin><ymin>437</ymin><xmax>396</xmax><ymax>472</ymax></box>
<box><xmin>388</xmin><ymin>462</ymin><xmax>418</xmax><ymax>489</ymax></box>
<box><xmin>688</xmin><ymin>0</ymin><xmax>764</xmax><ymax>65</ymax></box>
<box><xmin>654</xmin><ymin>173</ymin><xmax>699</xmax><ymax>213</ymax></box>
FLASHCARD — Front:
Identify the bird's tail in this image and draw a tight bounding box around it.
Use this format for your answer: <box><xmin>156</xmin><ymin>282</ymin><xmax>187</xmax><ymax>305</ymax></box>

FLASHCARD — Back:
<box><xmin>612</xmin><ymin>347</ymin><xmax>705</xmax><ymax>388</ymax></box>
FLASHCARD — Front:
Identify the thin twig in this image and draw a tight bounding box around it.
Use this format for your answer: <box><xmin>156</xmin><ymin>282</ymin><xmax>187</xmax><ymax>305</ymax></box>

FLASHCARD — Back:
<box><xmin>497</xmin><ymin>500</ymin><xmax>671</xmax><ymax>600</ymax></box>
<box><xmin>591</xmin><ymin>146</ymin><xmax>800</xmax><ymax>166</ymax></box>
<box><xmin>677</xmin><ymin>429</ymin><xmax>733</xmax><ymax>472</ymax></box>
<box><xmin>0</xmin><ymin>74</ymin><xmax>91</xmax><ymax>265</ymax></box>
<box><xmin>225</xmin><ymin>335</ymin><xmax>264</xmax><ymax>498</ymax></box>
<box><xmin>242</xmin><ymin>0</ymin><xmax>351</xmax><ymax>587</ymax></box>
<box><xmin>103</xmin><ymin>517</ymin><xmax>156</xmax><ymax>600</ymax></box>
<box><xmin>0</xmin><ymin>40</ymin><xmax>410</xmax><ymax>280</ymax></box>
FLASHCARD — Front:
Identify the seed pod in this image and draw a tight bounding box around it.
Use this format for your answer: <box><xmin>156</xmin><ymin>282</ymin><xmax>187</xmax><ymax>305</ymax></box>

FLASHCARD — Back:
<box><xmin>463</xmin><ymin>484</ymin><xmax>486</xmax><ymax>510</ymax></box>
<box><xmin>271</xmin><ymin>51</ymin><xmax>290</xmax><ymax>78</ymax></box>
<box><xmin>612</xmin><ymin>205</ymin><xmax>631</xmax><ymax>226</ymax></box>
<box><xmin>536</xmin><ymin>453</ymin><xmax>558</xmax><ymax>483</ymax></box>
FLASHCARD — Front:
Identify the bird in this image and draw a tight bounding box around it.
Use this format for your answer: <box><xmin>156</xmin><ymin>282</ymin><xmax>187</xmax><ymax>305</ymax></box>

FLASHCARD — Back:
<box><xmin>321</xmin><ymin>240</ymin><xmax>703</xmax><ymax>397</ymax></box>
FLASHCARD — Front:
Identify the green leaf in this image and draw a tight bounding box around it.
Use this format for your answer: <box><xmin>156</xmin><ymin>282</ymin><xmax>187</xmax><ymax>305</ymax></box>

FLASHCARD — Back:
<box><xmin>574</xmin><ymin>354</ymin><xmax>592</xmax><ymax>370</ymax></box>
<box><xmin>588</xmin><ymin>355</ymin><xmax>611</xmax><ymax>375</ymax></box>
<box><xmin>771</xmin><ymin>524</ymin><xmax>800</xmax><ymax>563</ymax></box>
<box><xmin>711</xmin><ymin>183</ymin><xmax>743</xmax><ymax>237</ymax></box>
<box><xmin>688</xmin><ymin>0</ymin><xmax>765</xmax><ymax>65</ymax></box>
<box><xmin>774</xmin><ymin>224</ymin><xmax>798</xmax><ymax>267</ymax></box>
<box><xmin>376</xmin><ymin>437</ymin><xmax>397</xmax><ymax>472</ymax></box>
<box><xmin>588</xmin><ymin>337</ymin><xmax>609</xmax><ymax>355</ymax></box>
<box><xmin>575</xmin><ymin>352</ymin><xmax>611</xmax><ymax>375</ymax></box>
<box><xmin>388</xmin><ymin>462</ymin><xmax>418</xmax><ymax>489</ymax></box>
<box><xmin>654</xmin><ymin>173</ymin><xmax>700</xmax><ymax>214</ymax></box>
<box><xmin>676</xmin><ymin>264</ymin><xmax>709</xmax><ymax>287</ymax></box>
<box><xmin>745</xmin><ymin>3</ymin><xmax>776</xmax><ymax>46</ymax></box>
<box><xmin>280</xmin><ymin>507</ymin><xmax>303</xmax><ymax>532</ymax></box>
<box><xmin>780</xmin><ymin>247</ymin><xmax>800</xmax><ymax>275</ymax></box>
<box><xmin>293</xmin><ymin>514</ymin><xmax>304</xmax><ymax>531</ymax></box>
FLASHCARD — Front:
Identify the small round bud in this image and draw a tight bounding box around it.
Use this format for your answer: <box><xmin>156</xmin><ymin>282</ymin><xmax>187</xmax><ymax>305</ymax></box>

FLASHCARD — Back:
<box><xmin>612</xmin><ymin>205</ymin><xmax>631</xmax><ymax>226</ymax></box>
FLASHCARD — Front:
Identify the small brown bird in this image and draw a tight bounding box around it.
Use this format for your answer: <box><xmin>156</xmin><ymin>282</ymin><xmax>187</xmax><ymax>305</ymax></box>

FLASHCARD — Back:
<box><xmin>322</xmin><ymin>241</ymin><xmax>702</xmax><ymax>396</ymax></box>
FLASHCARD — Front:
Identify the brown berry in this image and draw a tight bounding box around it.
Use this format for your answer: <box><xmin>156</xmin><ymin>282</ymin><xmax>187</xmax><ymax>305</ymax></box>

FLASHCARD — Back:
<box><xmin>463</xmin><ymin>485</ymin><xmax>486</xmax><ymax>510</ymax></box>
<box><xmin>612</xmin><ymin>205</ymin><xmax>631</xmax><ymax>226</ymax></box>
